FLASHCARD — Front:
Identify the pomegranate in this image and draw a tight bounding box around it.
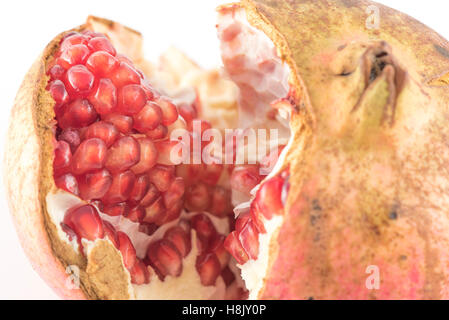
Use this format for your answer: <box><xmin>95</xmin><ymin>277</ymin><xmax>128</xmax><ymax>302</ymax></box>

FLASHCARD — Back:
<box><xmin>5</xmin><ymin>0</ymin><xmax>449</xmax><ymax>300</ymax></box>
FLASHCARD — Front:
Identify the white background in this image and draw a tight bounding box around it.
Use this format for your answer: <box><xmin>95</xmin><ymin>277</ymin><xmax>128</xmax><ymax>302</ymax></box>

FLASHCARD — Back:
<box><xmin>0</xmin><ymin>0</ymin><xmax>447</xmax><ymax>299</ymax></box>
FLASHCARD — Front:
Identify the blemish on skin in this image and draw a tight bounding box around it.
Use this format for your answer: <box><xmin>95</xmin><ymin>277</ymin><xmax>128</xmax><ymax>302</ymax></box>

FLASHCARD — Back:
<box><xmin>434</xmin><ymin>44</ymin><xmax>449</xmax><ymax>59</ymax></box>
<box><xmin>400</xmin><ymin>255</ymin><xmax>407</xmax><ymax>261</ymax></box>
<box><xmin>389</xmin><ymin>211</ymin><xmax>398</xmax><ymax>220</ymax></box>
<box><xmin>312</xmin><ymin>199</ymin><xmax>322</xmax><ymax>211</ymax></box>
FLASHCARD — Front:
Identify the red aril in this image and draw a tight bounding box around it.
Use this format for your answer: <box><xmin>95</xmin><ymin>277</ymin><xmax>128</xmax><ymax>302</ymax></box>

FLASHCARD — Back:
<box><xmin>224</xmin><ymin>232</ymin><xmax>249</xmax><ymax>265</ymax></box>
<box><xmin>58</xmin><ymin>128</ymin><xmax>81</xmax><ymax>152</ymax></box>
<box><xmin>145</xmin><ymin>124</ymin><xmax>168</xmax><ymax>140</ymax></box>
<box><xmin>54</xmin><ymin>173</ymin><xmax>79</xmax><ymax>196</ymax></box>
<box><xmin>164</xmin><ymin>226</ymin><xmax>191</xmax><ymax>258</ymax></box>
<box><xmin>103</xmin><ymin>114</ymin><xmax>133</xmax><ymax>134</ymax></box>
<box><xmin>64</xmin><ymin>65</ymin><xmax>95</xmax><ymax>96</ymax></box>
<box><xmin>58</xmin><ymin>44</ymin><xmax>90</xmax><ymax>69</ymax></box>
<box><xmin>196</xmin><ymin>253</ymin><xmax>221</xmax><ymax>286</ymax></box>
<box><xmin>238</xmin><ymin>219</ymin><xmax>259</xmax><ymax>260</ymax></box>
<box><xmin>88</xmin><ymin>37</ymin><xmax>116</xmax><ymax>56</ymax></box>
<box><xmin>102</xmin><ymin>170</ymin><xmax>136</xmax><ymax>204</ymax></box>
<box><xmin>147</xmin><ymin>239</ymin><xmax>183</xmax><ymax>279</ymax></box>
<box><xmin>208</xmin><ymin>186</ymin><xmax>232</xmax><ymax>218</ymax></box>
<box><xmin>129</xmin><ymin>174</ymin><xmax>150</xmax><ymax>204</ymax></box>
<box><xmin>84</xmin><ymin>121</ymin><xmax>119</xmax><ymax>147</ymax></box>
<box><xmin>163</xmin><ymin>177</ymin><xmax>185</xmax><ymax>209</ymax></box>
<box><xmin>117</xmin><ymin>84</ymin><xmax>147</xmax><ymax>115</ymax></box>
<box><xmin>117</xmin><ymin>231</ymin><xmax>137</xmax><ymax>270</ymax></box>
<box><xmin>130</xmin><ymin>138</ymin><xmax>157</xmax><ymax>174</ymax></box>
<box><xmin>86</xmin><ymin>51</ymin><xmax>119</xmax><ymax>77</ymax></box>
<box><xmin>48</xmin><ymin>64</ymin><xmax>66</xmax><ymax>81</ymax></box>
<box><xmin>130</xmin><ymin>260</ymin><xmax>150</xmax><ymax>285</ymax></box>
<box><xmin>111</xmin><ymin>62</ymin><xmax>141</xmax><ymax>88</ymax></box>
<box><xmin>78</xmin><ymin>168</ymin><xmax>112</xmax><ymax>200</ymax></box>
<box><xmin>209</xmin><ymin>235</ymin><xmax>230</xmax><ymax>269</ymax></box>
<box><xmin>105</xmin><ymin>136</ymin><xmax>140</xmax><ymax>173</ymax></box>
<box><xmin>63</xmin><ymin>204</ymin><xmax>104</xmax><ymax>242</ymax></box>
<box><xmin>60</xmin><ymin>33</ymin><xmax>89</xmax><ymax>51</ymax></box>
<box><xmin>125</xmin><ymin>206</ymin><xmax>145</xmax><ymax>223</ymax></box>
<box><xmin>148</xmin><ymin>165</ymin><xmax>175</xmax><ymax>192</ymax></box>
<box><xmin>88</xmin><ymin>78</ymin><xmax>117</xmax><ymax>115</ymax></box>
<box><xmin>53</xmin><ymin>140</ymin><xmax>72</xmax><ymax>175</ymax></box>
<box><xmin>191</xmin><ymin>213</ymin><xmax>217</xmax><ymax>247</ymax></box>
<box><xmin>103</xmin><ymin>220</ymin><xmax>120</xmax><ymax>249</ymax></box>
<box><xmin>185</xmin><ymin>183</ymin><xmax>211</xmax><ymax>212</ymax></box>
<box><xmin>156</xmin><ymin>97</ymin><xmax>179</xmax><ymax>125</ymax></box>
<box><xmin>58</xmin><ymin>98</ymin><xmax>98</xmax><ymax>129</ymax></box>
<box><xmin>71</xmin><ymin>138</ymin><xmax>107</xmax><ymax>175</ymax></box>
<box><xmin>47</xmin><ymin>80</ymin><xmax>69</xmax><ymax>108</ymax></box>
<box><xmin>133</xmin><ymin>102</ymin><xmax>162</xmax><ymax>133</ymax></box>
<box><xmin>103</xmin><ymin>202</ymin><xmax>129</xmax><ymax>217</ymax></box>
<box><xmin>143</xmin><ymin>196</ymin><xmax>166</xmax><ymax>224</ymax></box>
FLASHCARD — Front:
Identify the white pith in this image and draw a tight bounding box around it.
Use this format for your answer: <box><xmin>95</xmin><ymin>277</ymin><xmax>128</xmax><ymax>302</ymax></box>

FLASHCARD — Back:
<box><xmin>46</xmin><ymin>4</ymin><xmax>294</xmax><ymax>300</ymax></box>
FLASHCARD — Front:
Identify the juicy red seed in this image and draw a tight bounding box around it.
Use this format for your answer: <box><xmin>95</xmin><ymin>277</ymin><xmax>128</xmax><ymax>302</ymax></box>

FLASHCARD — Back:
<box><xmin>253</xmin><ymin>176</ymin><xmax>284</xmax><ymax>219</ymax></box>
<box><xmin>65</xmin><ymin>65</ymin><xmax>95</xmax><ymax>95</ymax></box>
<box><xmin>224</xmin><ymin>231</ymin><xmax>249</xmax><ymax>265</ymax></box>
<box><xmin>84</xmin><ymin>121</ymin><xmax>119</xmax><ymax>147</ymax></box>
<box><xmin>143</xmin><ymin>197</ymin><xmax>166</xmax><ymax>224</ymax></box>
<box><xmin>145</xmin><ymin>124</ymin><xmax>168</xmax><ymax>140</ymax></box>
<box><xmin>130</xmin><ymin>260</ymin><xmax>150</xmax><ymax>285</ymax></box>
<box><xmin>86</xmin><ymin>51</ymin><xmax>119</xmax><ymax>77</ymax></box>
<box><xmin>103</xmin><ymin>220</ymin><xmax>120</xmax><ymax>249</ymax></box>
<box><xmin>88</xmin><ymin>37</ymin><xmax>116</xmax><ymax>55</ymax></box>
<box><xmin>133</xmin><ymin>102</ymin><xmax>162</xmax><ymax>133</ymax></box>
<box><xmin>163</xmin><ymin>202</ymin><xmax>183</xmax><ymax>224</ymax></box>
<box><xmin>103</xmin><ymin>202</ymin><xmax>129</xmax><ymax>217</ymax></box>
<box><xmin>78</xmin><ymin>168</ymin><xmax>112</xmax><ymax>200</ymax></box>
<box><xmin>58</xmin><ymin>98</ymin><xmax>98</xmax><ymax>129</ymax></box>
<box><xmin>129</xmin><ymin>174</ymin><xmax>150</xmax><ymax>204</ymax></box>
<box><xmin>154</xmin><ymin>140</ymin><xmax>184</xmax><ymax>166</ymax></box>
<box><xmin>48</xmin><ymin>80</ymin><xmax>69</xmax><ymax>106</ymax></box>
<box><xmin>178</xmin><ymin>103</ymin><xmax>197</xmax><ymax>124</ymax></box>
<box><xmin>141</xmin><ymin>82</ymin><xmax>156</xmax><ymax>100</ymax></box>
<box><xmin>71</xmin><ymin>138</ymin><xmax>107</xmax><ymax>175</ymax></box>
<box><xmin>230</xmin><ymin>165</ymin><xmax>262</xmax><ymax>195</ymax></box>
<box><xmin>249</xmin><ymin>204</ymin><xmax>266</xmax><ymax>234</ymax></box>
<box><xmin>111</xmin><ymin>62</ymin><xmax>141</xmax><ymax>88</ymax></box>
<box><xmin>125</xmin><ymin>206</ymin><xmax>145</xmax><ymax>223</ymax></box>
<box><xmin>117</xmin><ymin>231</ymin><xmax>137</xmax><ymax>270</ymax></box>
<box><xmin>156</xmin><ymin>97</ymin><xmax>179</xmax><ymax>125</ymax></box>
<box><xmin>102</xmin><ymin>170</ymin><xmax>136</xmax><ymax>204</ymax></box>
<box><xmin>235</xmin><ymin>211</ymin><xmax>250</xmax><ymax>234</ymax></box>
<box><xmin>58</xmin><ymin>44</ymin><xmax>90</xmax><ymax>69</ymax></box>
<box><xmin>140</xmin><ymin>183</ymin><xmax>160</xmax><ymax>207</ymax></box>
<box><xmin>60</xmin><ymin>33</ymin><xmax>89</xmax><ymax>51</ymax></box>
<box><xmin>196</xmin><ymin>253</ymin><xmax>221</xmax><ymax>286</ymax></box>
<box><xmin>238</xmin><ymin>220</ymin><xmax>259</xmax><ymax>260</ymax></box>
<box><xmin>61</xmin><ymin>223</ymin><xmax>77</xmax><ymax>241</ymax></box>
<box><xmin>103</xmin><ymin>114</ymin><xmax>133</xmax><ymax>134</ymax></box>
<box><xmin>200</xmin><ymin>162</ymin><xmax>223</xmax><ymax>186</ymax></box>
<box><xmin>54</xmin><ymin>140</ymin><xmax>72</xmax><ymax>171</ymax></box>
<box><xmin>131</xmin><ymin>138</ymin><xmax>157</xmax><ymax>174</ymax></box>
<box><xmin>139</xmin><ymin>223</ymin><xmax>158</xmax><ymax>236</ymax></box>
<box><xmin>48</xmin><ymin>64</ymin><xmax>66</xmax><ymax>80</ymax></box>
<box><xmin>148</xmin><ymin>165</ymin><xmax>175</xmax><ymax>192</ymax></box>
<box><xmin>54</xmin><ymin>173</ymin><xmax>79</xmax><ymax>195</ymax></box>
<box><xmin>88</xmin><ymin>78</ymin><xmax>117</xmax><ymax>115</ymax></box>
<box><xmin>191</xmin><ymin>213</ymin><xmax>217</xmax><ymax>245</ymax></box>
<box><xmin>185</xmin><ymin>183</ymin><xmax>211</xmax><ymax>212</ymax></box>
<box><xmin>208</xmin><ymin>186</ymin><xmax>232</xmax><ymax>218</ymax></box>
<box><xmin>147</xmin><ymin>239</ymin><xmax>182</xmax><ymax>279</ymax></box>
<box><xmin>117</xmin><ymin>84</ymin><xmax>147</xmax><ymax>115</ymax></box>
<box><xmin>105</xmin><ymin>136</ymin><xmax>140</xmax><ymax>173</ymax></box>
<box><xmin>163</xmin><ymin>177</ymin><xmax>185</xmax><ymax>209</ymax></box>
<box><xmin>58</xmin><ymin>129</ymin><xmax>81</xmax><ymax>152</ymax></box>
<box><xmin>221</xmin><ymin>266</ymin><xmax>236</xmax><ymax>286</ymax></box>
<box><xmin>63</xmin><ymin>204</ymin><xmax>104</xmax><ymax>241</ymax></box>
<box><xmin>176</xmin><ymin>163</ymin><xmax>204</xmax><ymax>186</ymax></box>
<box><xmin>164</xmin><ymin>226</ymin><xmax>191</xmax><ymax>258</ymax></box>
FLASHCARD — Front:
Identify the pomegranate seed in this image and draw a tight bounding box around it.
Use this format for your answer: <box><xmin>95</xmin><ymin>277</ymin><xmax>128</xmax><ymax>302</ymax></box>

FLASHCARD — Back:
<box><xmin>154</xmin><ymin>140</ymin><xmax>184</xmax><ymax>166</ymax></box>
<box><xmin>130</xmin><ymin>138</ymin><xmax>157</xmax><ymax>174</ymax></box>
<box><xmin>58</xmin><ymin>44</ymin><xmax>90</xmax><ymax>69</ymax></box>
<box><xmin>178</xmin><ymin>103</ymin><xmax>197</xmax><ymax>125</ymax></box>
<box><xmin>130</xmin><ymin>260</ymin><xmax>150</xmax><ymax>285</ymax></box>
<box><xmin>60</xmin><ymin>33</ymin><xmax>89</xmax><ymax>51</ymax></box>
<box><xmin>252</xmin><ymin>176</ymin><xmax>284</xmax><ymax>219</ymax></box>
<box><xmin>129</xmin><ymin>174</ymin><xmax>150</xmax><ymax>204</ymax></box>
<box><xmin>140</xmin><ymin>183</ymin><xmax>160</xmax><ymax>207</ymax></box>
<box><xmin>78</xmin><ymin>169</ymin><xmax>112</xmax><ymax>200</ymax></box>
<box><xmin>117</xmin><ymin>231</ymin><xmax>137</xmax><ymax>270</ymax></box>
<box><xmin>209</xmin><ymin>186</ymin><xmax>232</xmax><ymax>218</ymax></box>
<box><xmin>88</xmin><ymin>37</ymin><xmax>116</xmax><ymax>55</ymax></box>
<box><xmin>103</xmin><ymin>202</ymin><xmax>129</xmax><ymax>217</ymax></box>
<box><xmin>148</xmin><ymin>165</ymin><xmax>175</xmax><ymax>192</ymax></box>
<box><xmin>88</xmin><ymin>78</ymin><xmax>117</xmax><ymax>115</ymax></box>
<box><xmin>115</xmin><ymin>54</ymin><xmax>133</xmax><ymax>65</ymax></box>
<box><xmin>125</xmin><ymin>206</ymin><xmax>145</xmax><ymax>223</ymax></box>
<box><xmin>141</xmin><ymin>82</ymin><xmax>156</xmax><ymax>100</ymax></box>
<box><xmin>58</xmin><ymin>129</ymin><xmax>81</xmax><ymax>152</ymax></box>
<box><xmin>185</xmin><ymin>183</ymin><xmax>211</xmax><ymax>212</ymax></box>
<box><xmin>200</xmin><ymin>162</ymin><xmax>223</xmax><ymax>186</ymax></box>
<box><xmin>105</xmin><ymin>136</ymin><xmax>140</xmax><ymax>173</ymax></box>
<box><xmin>117</xmin><ymin>84</ymin><xmax>147</xmax><ymax>115</ymax></box>
<box><xmin>84</xmin><ymin>121</ymin><xmax>119</xmax><ymax>147</ymax></box>
<box><xmin>86</xmin><ymin>51</ymin><xmax>119</xmax><ymax>77</ymax></box>
<box><xmin>143</xmin><ymin>196</ymin><xmax>166</xmax><ymax>224</ymax></box>
<box><xmin>147</xmin><ymin>239</ymin><xmax>183</xmax><ymax>279</ymax></box>
<box><xmin>235</xmin><ymin>211</ymin><xmax>250</xmax><ymax>234</ymax></box>
<box><xmin>103</xmin><ymin>114</ymin><xmax>133</xmax><ymax>134</ymax></box>
<box><xmin>54</xmin><ymin>173</ymin><xmax>79</xmax><ymax>195</ymax></box>
<box><xmin>224</xmin><ymin>231</ymin><xmax>249</xmax><ymax>265</ymax></box>
<box><xmin>61</xmin><ymin>223</ymin><xmax>77</xmax><ymax>241</ymax></box>
<box><xmin>48</xmin><ymin>80</ymin><xmax>69</xmax><ymax>107</ymax></box>
<box><xmin>156</xmin><ymin>97</ymin><xmax>178</xmax><ymax>125</ymax></box>
<box><xmin>238</xmin><ymin>220</ymin><xmax>259</xmax><ymax>260</ymax></box>
<box><xmin>221</xmin><ymin>266</ymin><xmax>236</xmax><ymax>286</ymax></box>
<box><xmin>139</xmin><ymin>223</ymin><xmax>158</xmax><ymax>236</ymax></box>
<box><xmin>163</xmin><ymin>177</ymin><xmax>185</xmax><ymax>209</ymax></box>
<box><xmin>64</xmin><ymin>65</ymin><xmax>95</xmax><ymax>95</ymax></box>
<box><xmin>102</xmin><ymin>170</ymin><xmax>136</xmax><ymax>204</ymax></box>
<box><xmin>196</xmin><ymin>253</ymin><xmax>221</xmax><ymax>286</ymax></box>
<box><xmin>249</xmin><ymin>205</ymin><xmax>266</xmax><ymax>234</ymax></box>
<box><xmin>103</xmin><ymin>220</ymin><xmax>120</xmax><ymax>249</ymax></box>
<box><xmin>191</xmin><ymin>213</ymin><xmax>217</xmax><ymax>247</ymax></box>
<box><xmin>231</xmin><ymin>165</ymin><xmax>262</xmax><ymax>195</ymax></box>
<box><xmin>164</xmin><ymin>226</ymin><xmax>191</xmax><ymax>258</ymax></box>
<box><xmin>133</xmin><ymin>102</ymin><xmax>162</xmax><ymax>132</ymax></box>
<box><xmin>63</xmin><ymin>204</ymin><xmax>104</xmax><ymax>241</ymax></box>
<box><xmin>58</xmin><ymin>99</ymin><xmax>98</xmax><ymax>129</ymax></box>
<box><xmin>145</xmin><ymin>124</ymin><xmax>168</xmax><ymax>140</ymax></box>
<box><xmin>163</xmin><ymin>201</ymin><xmax>183</xmax><ymax>224</ymax></box>
<box><xmin>176</xmin><ymin>163</ymin><xmax>204</xmax><ymax>186</ymax></box>
<box><xmin>111</xmin><ymin>62</ymin><xmax>141</xmax><ymax>88</ymax></box>
<box><xmin>71</xmin><ymin>138</ymin><xmax>107</xmax><ymax>175</ymax></box>
<box><xmin>54</xmin><ymin>140</ymin><xmax>72</xmax><ymax>174</ymax></box>
<box><xmin>48</xmin><ymin>64</ymin><xmax>66</xmax><ymax>80</ymax></box>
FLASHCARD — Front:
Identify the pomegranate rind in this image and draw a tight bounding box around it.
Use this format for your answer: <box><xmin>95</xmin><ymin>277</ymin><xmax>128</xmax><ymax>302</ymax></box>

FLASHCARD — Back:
<box><xmin>4</xmin><ymin>16</ymin><xmax>146</xmax><ymax>300</ymax></box>
<box><xmin>228</xmin><ymin>0</ymin><xmax>449</xmax><ymax>299</ymax></box>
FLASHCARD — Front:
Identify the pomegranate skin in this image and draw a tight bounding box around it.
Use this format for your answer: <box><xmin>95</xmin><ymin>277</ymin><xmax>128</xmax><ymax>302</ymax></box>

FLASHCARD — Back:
<box><xmin>236</xmin><ymin>0</ymin><xmax>449</xmax><ymax>299</ymax></box>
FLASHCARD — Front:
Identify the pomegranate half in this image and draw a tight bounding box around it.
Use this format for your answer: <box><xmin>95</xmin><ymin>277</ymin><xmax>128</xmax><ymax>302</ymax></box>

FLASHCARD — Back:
<box><xmin>5</xmin><ymin>0</ymin><xmax>449</xmax><ymax>300</ymax></box>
